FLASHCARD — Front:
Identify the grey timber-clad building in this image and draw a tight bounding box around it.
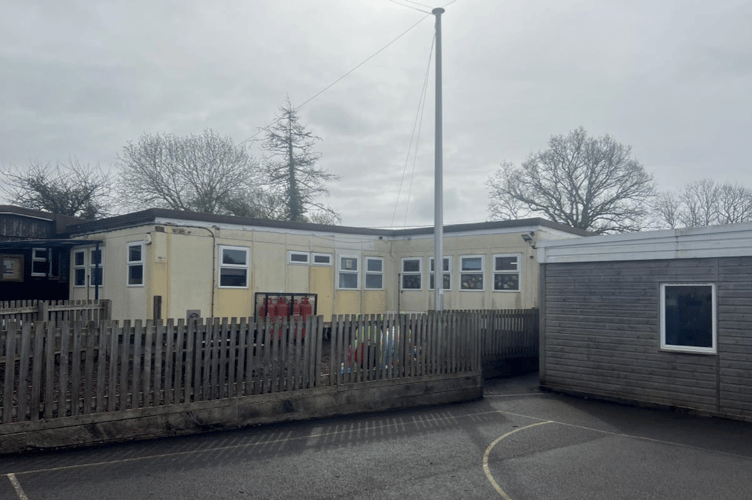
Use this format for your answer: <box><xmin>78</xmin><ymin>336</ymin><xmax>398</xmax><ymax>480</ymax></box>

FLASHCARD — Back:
<box><xmin>537</xmin><ymin>223</ymin><xmax>752</xmax><ymax>421</ymax></box>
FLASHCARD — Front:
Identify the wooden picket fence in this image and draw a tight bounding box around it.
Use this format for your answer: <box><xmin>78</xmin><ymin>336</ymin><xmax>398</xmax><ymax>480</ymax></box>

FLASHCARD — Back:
<box><xmin>480</xmin><ymin>309</ymin><xmax>539</xmax><ymax>361</ymax></box>
<box><xmin>0</xmin><ymin>311</ymin><xmax>486</xmax><ymax>425</ymax></box>
<box><xmin>0</xmin><ymin>300</ymin><xmax>111</xmax><ymax>325</ymax></box>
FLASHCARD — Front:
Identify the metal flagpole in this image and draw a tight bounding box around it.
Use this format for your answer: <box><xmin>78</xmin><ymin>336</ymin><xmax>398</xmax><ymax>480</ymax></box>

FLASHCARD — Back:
<box><xmin>433</xmin><ymin>7</ymin><xmax>445</xmax><ymax>311</ymax></box>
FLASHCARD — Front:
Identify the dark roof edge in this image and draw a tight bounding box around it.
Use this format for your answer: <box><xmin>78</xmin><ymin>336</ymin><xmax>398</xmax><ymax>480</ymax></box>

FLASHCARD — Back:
<box><xmin>66</xmin><ymin>208</ymin><xmax>591</xmax><ymax>237</ymax></box>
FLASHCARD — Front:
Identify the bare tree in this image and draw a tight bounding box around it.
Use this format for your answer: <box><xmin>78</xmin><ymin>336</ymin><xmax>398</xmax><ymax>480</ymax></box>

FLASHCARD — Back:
<box><xmin>652</xmin><ymin>179</ymin><xmax>752</xmax><ymax>228</ymax></box>
<box><xmin>260</xmin><ymin>99</ymin><xmax>340</xmax><ymax>223</ymax></box>
<box><xmin>487</xmin><ymin>128</ymin><xmax>655</xmax><ymax>234</ymax></box>
<box><xmin>0</xmin><ymin>158</ymin><xmax>113</xmax><ymax>220</ymax></box>
<box><xmin>116</xmin><ymin>129</ymin><xmax>270</xmax><ymax>216</ymax></box>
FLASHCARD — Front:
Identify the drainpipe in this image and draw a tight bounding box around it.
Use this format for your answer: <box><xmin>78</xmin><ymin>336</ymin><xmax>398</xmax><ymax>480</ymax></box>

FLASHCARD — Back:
<box><xmin>94</xmin><ymin>241</ymin><xmax>100</xmax><ymax>300</ymax></box>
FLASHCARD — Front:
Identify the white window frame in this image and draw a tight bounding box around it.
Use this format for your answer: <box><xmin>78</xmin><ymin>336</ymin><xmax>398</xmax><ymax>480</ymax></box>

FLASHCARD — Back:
<box><xmin>460</xmin><ymin>255</ymin><xmax>485</xmax><ymax>291</ymax></box>
<box><xmin>364</xmin><ymin>256</ymin><xmax>384</xmax><ymax>290</ymax></box>
<box><xmin>312</xmin><ymin>253</ymin><xmax>332</xmax><ymax>266</ymax></box>
<box><xmin>429</xmin><ymin>256</ymin><xmax>452</xmax><ymax>291</ymax></box>
<box><xmin>31</xmin><ymin>247</ymin><xmax>50</xmax><ymax>277</ymax></box>
<box><xmin>89</xmin><ymin>247</ymin><xmax>104</xmax><ymax>287</ymax></box>
<box><xmin>127</xmin><ymin>242</ymin><xmax>145</xmax><ymax>287</ymax></box>
<box><xmin>218</xmin><ymin>245</ymin><xmax>249</xmax><ymax>289</ymax></box>
<box><xmin>660</xmin><ymin>283</ymin><xmax>717</xmax><ymax>355</ymax></box>
<box><xmin>337</xmin><ymin>254</ymin><xmax>360</xmax><ymax>290</ymax></box>
<box><xmin>492</xmin><ymin>253</ymin><xmax>521</xmax><ymax>292</ymax></box>
<box><xmin>401</xmin><ymin>257</ymin><xmax>422</xmax><ymax>290</ymax></box>
<box><xmin>288</xmin><ymin>251</ymin><xmax>310</xmax><ymax>265</ymax></box>
<box><xmin>73</xmin><ymin>249</ymin><xmax>87</xmax><ymax>287</ymax></box>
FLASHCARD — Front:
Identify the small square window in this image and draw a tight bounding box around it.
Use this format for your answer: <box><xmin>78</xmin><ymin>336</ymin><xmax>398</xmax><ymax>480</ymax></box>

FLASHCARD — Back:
<box><xmin>460</xmin><ymin>255</ymin><xmax>484</xmax><ymax>291</ymax></box>
<box><xmin>288</xmin><ymin>252</ymin><xmax>310</xmax><ymax>264</ymax></box>
<box><xmin>312</xmin><ymin>253</ymin><xmax>332</xmax><ymax>265</ymax></box>
<box><xmin>493</xmin><ymin>254</ymin><xmax>520</xmax><ymax>292</ymax></box>
<box><xmin>661</xmin><ymin>284</ymin><xmax>716</xmax><ymax>354</ymax></box>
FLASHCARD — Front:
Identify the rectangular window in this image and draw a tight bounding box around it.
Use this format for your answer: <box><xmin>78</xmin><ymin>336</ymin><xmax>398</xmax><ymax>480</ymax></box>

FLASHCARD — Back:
<box><xmin>219</xmin><ymin>246</ymin><xmax>249</xmax><ymax>288</ymax></box>
<box><xmin>74</xmin><ymin>250</ymin><xmax>86</xmax><ymax>286</ymax></box>
<box><xmin>660</xmin><ymin>283</ymin><xmax>716</xmax><ymax>354</ymax></box>
<box><xmin>288</xmin><ymin>251</ymin><xmax>310</xmax><ymax>264</ymax></box>
<box><xmin>493</xmin><ymin>254</ymin><xmax>520</xmax><ymax>292</ymax></box>
<box><xmin>401</xmin><ymin>257</ymin><xmax>422</xmax><ymax>290</ymax></box>
<box><xmin>89</xmin><ymin>248</ymin><xmax>104</xmax><ymax>286</ymax></box>
<box><xmin>429</xmin><ymin>257</ymin><xmax>451</xmax><ymax>290</ymax></box>
<box><xmin>31</xmin><ymin>248</ymin><xmax>50</xmax><ymax>277</ymax></box>
<box><xmin>338</xmin><ymin>255</ymin><xmax>359</xmax><ymax>289</ymax></box>
<box><xmin>312</xmin><ymin>253</ymin><xmax>332</xmax><ymax>265</ymax></box>
<box><xmin>460</xmin><ymin>255</ymin><xmax>484</xmax><ymax>291</ymax></box>
<box><xmin>127</xmin><ymin>242</ymin><xmax>145</xmax><ymax>286</ymax></box>
<box><xmin>365</xmin><ymin>257</ymin><xmax>384</xmax><ymax>290</ymax></box>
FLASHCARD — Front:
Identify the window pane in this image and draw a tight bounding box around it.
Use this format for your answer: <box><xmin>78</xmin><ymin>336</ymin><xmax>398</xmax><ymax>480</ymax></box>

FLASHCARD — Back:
<box><xmin>90</xmin><ymin>268</ymin><xmax>103</xmax><ymax>286</ymax></box>
<box><xmin>220</xmin><ymin>268</ymin><xmax>247</xmax><ymax>287</ymax></box>
<box><xmin>91</xmin><ymin>249</ymin><xmax>102</xmax><ymax>265</ymax></box>
<box><xmin>494</xmin><ymin>274</ymin><xmax>519</xmax><ymax>291</ymax></box>
<box><xmin>75</xmin><ymin>269</ymin><xmax>86</xmax><ymax>286</ymax></box>
<box><xmin>402</xmin><ymin>274</ymin><xmax>421</xmax><ymax>289</ymax></box>
<box><xmin>314</xmin><ymin>254</ymin><xmax>331</xmax><ymax>264</ymax></box>
<box><xmin>33</xmin><ymin>248</ymin><xmax>46</xmax><ymax>259</ymax></box>
<box><xmin>403</xmin><ymin>259</ymin><xmax>420</xmax><ymax>273</ymax></box>
<box><xmin>290</xmin><ymin>253</ymin><xmax>308</xmax><ymax>263</ymax></box>
<box><xmin>222</xmin><ymin>249</ymin><xmax>247</xmax><ymax>265</ymax></box>
<box><xmin>75</xmin><ymin>251</ymin><xmax>85</xmax><ymax>266</ymax></box>
<box><xmin>664</xmin><ymin>285</ymin><xmax>713</xmax><ymax>348</ymax></box>
<box><xmin>339</xmin><ymin>272</ymin><xmax>357</xmax><ymax>289</ymax></box>
<box><xmin>495</xmin><ymin>256</ymin><xmax>517</xmax><ymax>271</ymax></box>
<box><xmin>341</xmin><ymin>257</ymin><xmax>358</xmax><ymax>271</ymax></box>
<box><xmin>462</xmin><ymin>257</ymin><xmax>482</xmax><ymax>271</ymax></box>
<box><xmin>128</xmin><ymin>245</ymin><xmax>142</xmax><ymax>263</ymax></box>
<box><xmin>430</xmin><ymin>273</ymin><xmax>451</xmax><ymax>290</ymax></box>
<box><xmin>32</xmin><ymin>261</ymin><xmax>49</xmax><ymax>275</ymax></box>
<box><xmin>367</xmin><ymin>259</ymin><xmax>382</xmax><ymax>272</ymax></box>
<box><xmin>365</xmin><ymin>274</ymin><xmax>383</xmax><ymax>289</ymax></box>
<box><xmin>461</xmin><ymin>273</ymin><xmax>483</xmax><ymax>290</ymax></box>
<box><xmin>128</xmin><ymin>265</ymin><xmax>144</xmax><ymax>285</ymax></box>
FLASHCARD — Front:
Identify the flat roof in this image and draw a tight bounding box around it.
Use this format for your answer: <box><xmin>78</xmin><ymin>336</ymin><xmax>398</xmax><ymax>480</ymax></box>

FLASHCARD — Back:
<box><xmin>538</xmin><ymin>222</ymin><xmax>752</xmax><ymax>264</ymax></box>
<box><xmin>66</xmin><ymin>208</ymin><xmax>591</xmax><ymax>238</ymax></box>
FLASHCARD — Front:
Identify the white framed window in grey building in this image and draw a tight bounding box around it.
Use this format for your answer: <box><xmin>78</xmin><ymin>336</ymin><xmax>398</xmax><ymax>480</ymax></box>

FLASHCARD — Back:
<box><xmin>660</xmin><ymin>283</ymin><xmax>716</xmax><ymax>354</ymax></box>
<box><xmin>218</xmin><ymin>246</ymin><xmax>249</xmax><ymax>288</ymax></box>
<box><xmin>460</xmin><ymin>255</ymin><xmax>484</xmax><ymax>291</ymax></box>
<box><xmin>429</xmin><ymin>256</ymin><xmax>451</xmax><ymax>290</ymax></box>
<box><xmin>338</xmin><ymin>254</ymin><xmax>359</xmax><ymax>289</ymax></box>
<box><xmin>288</xmin><ymin>251</ymin><xmax>310</xmax><ymax>265</ymax></box>
<box><xmin>312</xmin><ymin>253</ymin><xmax>332</xmax><ymax>266</ymax></box>
<box><xmin>365</xmin><ymin>257</ymin><xmax>384</xmax><ymax>290</ymax></box>
<box><xmin>401</xmin><ymin>257</ymin><xmax>422</xmax><ymax>290</ymax></box>
<box><xmin>493</xmin><ymin>254</ymin><xmax>520</xmax><ymax>292</ymax></box>
<box><xmin>127</xmin><ymin>242</ymin><xmax>145</xmax><ymax>286</ymax></box>
<box><xmin>31</xmin><ymin>248</ymin><xmax>50</xmax><ymax>277</ymax></box>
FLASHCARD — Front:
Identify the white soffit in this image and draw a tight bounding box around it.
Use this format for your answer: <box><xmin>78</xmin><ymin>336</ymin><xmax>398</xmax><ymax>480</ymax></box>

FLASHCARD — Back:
<box><xmin>538</xmin><ymin>223</ymin><xmax>752</xmax><ymax>263</ymax></box>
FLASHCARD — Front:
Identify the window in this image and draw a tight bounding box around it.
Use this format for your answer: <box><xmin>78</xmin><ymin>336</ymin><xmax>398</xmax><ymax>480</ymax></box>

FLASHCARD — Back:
<box><xmin>365</xmin><ymin>257</ymin><xmax>384</xmax><ymax>290</ymax></box>
<box><xmin>429</xmin><ymin>256</ymin><xmax>451</xmax><ymax>290</ymax></box>
<box><xmin>127</xmin><ymin>242</ymin><xmax>145</xmax><ymax>286</ymax></box>
<box><xmin>460</xmin><ymin>255</ymin><xmax>484</xmax><ymax>290</ymax></box>
<box><xmin>74</xmin><ymin>250</ymin><xmax>86</xmax><ymax>286</ymax></box>
<box><xmin>312</xmin><ymin>253</ymin><xmax>332</xmax><ymax>265</ymax></box>
<box><xmin>31</xmin><ymin>248</ymin><xmax>50</xmax><ymax>277</ymax></box>
<box><xmin>401</xmin><ymin>258</ymin><xmax>422</xmax><ymax>290</ymax></box>
<box><xmin>219</xmin><ymin>246</ymin><xmax>249</xmax><ymax>288</ymax></box>
<box><xmin>660</xmin><ymin>284</ymin><xmax>716</xmax><ymax>354</ymax></box>
<box><xmin>493</xmin><ymin>254</ymin><xmax>520</xmax><ymax>292</ymax></box>
<box><xmin>89</xmin><ymin>248</ymin><xmax>104</xmax><ymax>286</ymax></box>
<box><xmin>338</xmin><ymin>255</ymin><xmax>359</xmax><ymax>289</ymax></box>
<box><xmin>288</xmin><ymin>251</ymin><xmax>310</xmax><ymax>264</ymax></box>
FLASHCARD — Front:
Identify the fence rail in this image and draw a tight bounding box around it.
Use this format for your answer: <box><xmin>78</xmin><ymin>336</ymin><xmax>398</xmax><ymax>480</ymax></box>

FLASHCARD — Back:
<box><xmin>0</xmin><ymin>300</ymin><xmax>111</xmax><ymax>324</ymax></box>
<box><xmin>0</xmin><ymin>309</ymin><xmax>536</xmax><ymax>426</ymax></box>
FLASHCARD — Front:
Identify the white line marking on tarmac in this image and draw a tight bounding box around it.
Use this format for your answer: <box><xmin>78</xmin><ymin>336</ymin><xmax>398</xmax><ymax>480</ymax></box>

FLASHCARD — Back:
<box><xmin>7</xmin><ymin>473</ymin><xmax>29</xmax><ymax>500</ymax></box>
<box><xmin>482</xmin><ymin>421</ymin><xmax>553</xmax><ymax>499</ymax></box>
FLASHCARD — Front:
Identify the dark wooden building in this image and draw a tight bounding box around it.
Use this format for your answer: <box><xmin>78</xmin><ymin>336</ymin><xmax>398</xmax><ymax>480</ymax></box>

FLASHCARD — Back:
<box><xmin>0</xmin><ymin>206</ymin><xmax>87</xmax><ymax>302</ymax></box>
<box><xmin>538</xmin><ymin>224</ymin><xmax>752</xmax><ymax>422</ymax></box>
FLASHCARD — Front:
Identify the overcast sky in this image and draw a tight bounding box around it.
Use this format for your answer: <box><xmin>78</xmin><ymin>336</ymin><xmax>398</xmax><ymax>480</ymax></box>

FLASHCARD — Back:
<box><xmin>2</xmin><ymin>0</ymin><xmax>751</xmax><ymax>228</ymax></box>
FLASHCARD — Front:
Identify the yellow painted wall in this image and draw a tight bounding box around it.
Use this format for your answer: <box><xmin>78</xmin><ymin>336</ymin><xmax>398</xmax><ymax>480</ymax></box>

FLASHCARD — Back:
<box><xmin>71</xmin><ymin>221</ymin><xmax>579</xmax><ymax>321</ymax></box>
